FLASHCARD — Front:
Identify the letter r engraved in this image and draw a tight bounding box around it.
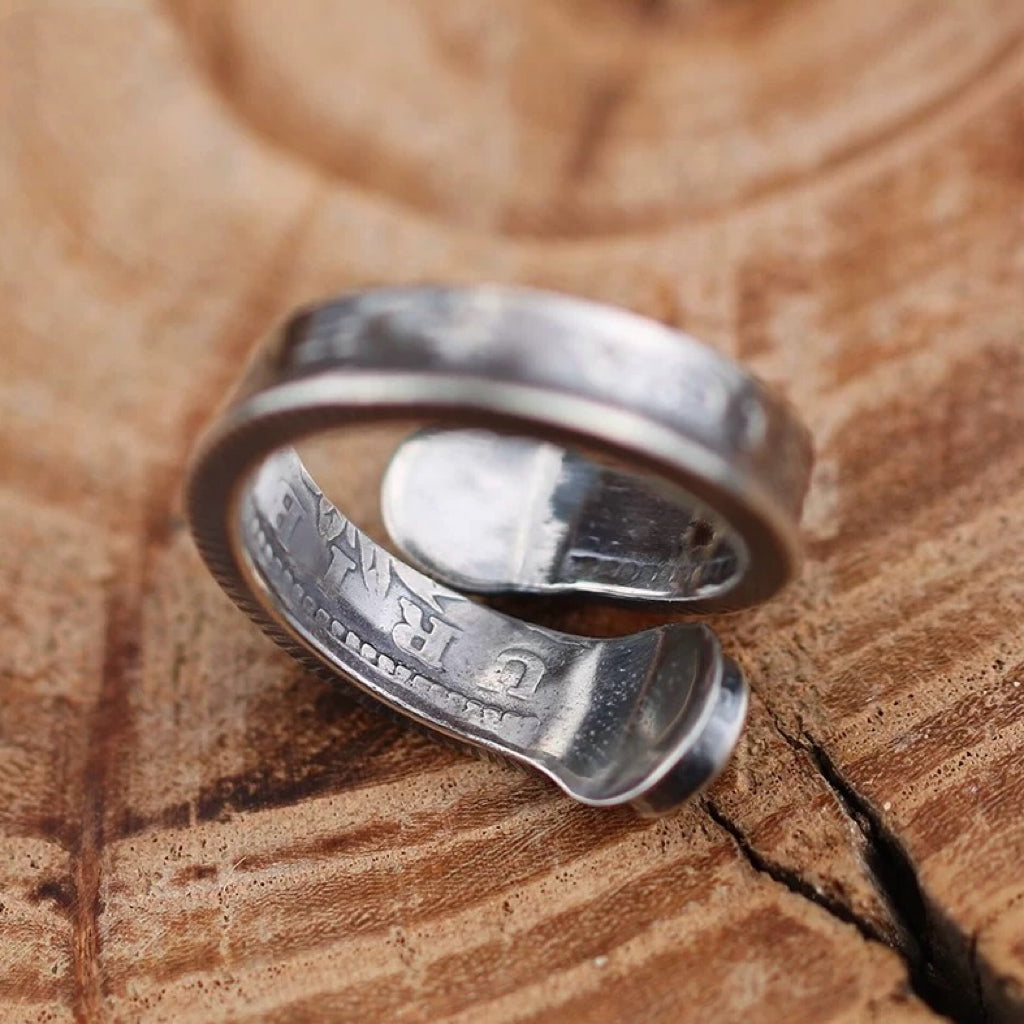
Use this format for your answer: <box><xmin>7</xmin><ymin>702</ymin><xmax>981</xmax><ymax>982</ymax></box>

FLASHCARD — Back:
<box><xmin>391</xmin><ymin>597</ymin><xmax>457</xmax><ymax>669</ymax></box>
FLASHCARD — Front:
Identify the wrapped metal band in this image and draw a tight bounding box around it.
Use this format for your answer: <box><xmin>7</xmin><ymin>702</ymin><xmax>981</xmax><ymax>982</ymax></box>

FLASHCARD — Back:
<box><xmin>186</xmin><ymin>287</ymin><xmax>811</xmax><ymax>813</ymax></box>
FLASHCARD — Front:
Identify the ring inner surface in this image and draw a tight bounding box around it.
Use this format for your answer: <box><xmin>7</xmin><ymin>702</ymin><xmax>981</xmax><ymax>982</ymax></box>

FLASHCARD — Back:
<box><xmin>383</xmin><ymin>428</ymin><xmax>747</xmax><ymax>603</ymax></box>
<box><xmin>234</xmin><ymin>447</ymin><xmax>725</xmax><ymax>804</ymax></box>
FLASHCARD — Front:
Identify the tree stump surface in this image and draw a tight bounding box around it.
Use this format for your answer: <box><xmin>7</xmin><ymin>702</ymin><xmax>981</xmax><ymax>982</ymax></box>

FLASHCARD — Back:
<box><xmin>1</xmin><ymin>2</ymin><xmax>1023</xmax><ymax>1022</ymax></box>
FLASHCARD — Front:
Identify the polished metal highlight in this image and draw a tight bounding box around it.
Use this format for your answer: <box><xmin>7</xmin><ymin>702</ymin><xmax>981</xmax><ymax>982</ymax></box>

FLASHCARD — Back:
<box><xmin>186</xmin><ymin>286</ymin><xmax>812</xmax><ymax>814</ymax></box>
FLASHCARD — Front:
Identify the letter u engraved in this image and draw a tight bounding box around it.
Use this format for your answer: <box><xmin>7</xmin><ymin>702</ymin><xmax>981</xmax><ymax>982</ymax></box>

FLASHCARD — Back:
<box><xmin>480</xmin><ymin>649</ymin><xmax>546</xmax><ymax>700</ymax></box>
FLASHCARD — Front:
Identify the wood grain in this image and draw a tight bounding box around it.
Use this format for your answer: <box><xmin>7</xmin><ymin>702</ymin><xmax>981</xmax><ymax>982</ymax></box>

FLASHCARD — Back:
<box><xmin>1</xmin><ymin>2</ymin><xmax>1023</xmax><ymax>1022</ymax></box>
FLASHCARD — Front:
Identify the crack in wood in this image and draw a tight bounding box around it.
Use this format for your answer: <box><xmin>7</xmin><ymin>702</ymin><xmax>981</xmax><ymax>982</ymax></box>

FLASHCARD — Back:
<box><xmin>702</xmin><ymin>796</ymin><xmax>888</xmax><ymax>945</ymax></box>
<box><xmin>707</xmin><ymin>682</ymin><xmax>1007</xmax><ymax>1024</ymax></box>
<box><xmin>805</xmin><ymin>739</ymin><xmax>989</xmax><ymax>1024</ymax></box>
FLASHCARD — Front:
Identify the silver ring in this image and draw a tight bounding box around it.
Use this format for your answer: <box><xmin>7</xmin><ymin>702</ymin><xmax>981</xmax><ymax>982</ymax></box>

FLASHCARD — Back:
<box><xmin>186</xmin><ymin>286</ymin><xmax>812</xmax><ymax>814</ymax></box>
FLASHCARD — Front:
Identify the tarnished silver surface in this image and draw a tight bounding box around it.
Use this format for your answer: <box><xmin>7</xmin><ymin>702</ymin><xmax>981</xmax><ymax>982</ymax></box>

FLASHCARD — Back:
<box><xmin>186</xmin><ymin>286</ymin><xmax>812</xmax><ymax>813</ymax></box>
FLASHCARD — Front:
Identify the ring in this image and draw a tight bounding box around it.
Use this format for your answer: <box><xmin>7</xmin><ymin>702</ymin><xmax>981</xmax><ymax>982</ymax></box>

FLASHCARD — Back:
<box><xmin>186</xmin><ymin>286</ymin><xmax>812</xmax><ymax>814</ymax></box>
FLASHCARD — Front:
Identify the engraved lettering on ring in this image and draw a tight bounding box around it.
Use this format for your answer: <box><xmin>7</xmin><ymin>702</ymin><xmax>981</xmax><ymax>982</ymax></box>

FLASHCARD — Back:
<box><xmin>391</xmin><ymin>597</ymin><xmax>458</xmax><ymax>668</ymax></box>
<box><xmin>324</xmin><ymin>543</ymin><xmax>356</xmax><ymax>590</ymax></box>
<box><xmin>358</xmin><ymin>535</ymin><xmax>392</xmax><ymax>600</ymax></box>
<box><xmin>479</xmin><ymin>648</ymin><xmax>547</xmax><ymax>699</ymax></box>
<box><xmin>316</xmin><ymin>495</ymin><xmax>346</xmax><ymax>544</ymax></box>
<box><xmin>268</xmin><ymin>483</ymin><xmax>302</xmax><ymax>542</ymax></box>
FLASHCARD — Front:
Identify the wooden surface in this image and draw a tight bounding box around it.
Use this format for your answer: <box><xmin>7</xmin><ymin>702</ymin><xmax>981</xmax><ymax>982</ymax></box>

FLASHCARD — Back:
<box><xmin>2</xmin><ymin>2</ymin><xmax>1024</xmax><ymax>1022</ymax></box>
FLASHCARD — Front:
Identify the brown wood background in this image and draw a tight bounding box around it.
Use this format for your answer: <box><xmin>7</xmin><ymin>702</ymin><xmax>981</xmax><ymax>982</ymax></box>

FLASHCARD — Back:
<box><xmin>2</xmin><ymin>2</ymin><xmax>1024</xmax><ymax>1022</ymax></box>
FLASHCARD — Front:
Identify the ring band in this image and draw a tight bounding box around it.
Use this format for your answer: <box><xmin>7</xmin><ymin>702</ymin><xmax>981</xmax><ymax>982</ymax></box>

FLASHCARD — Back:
<box><xmin>186</xmin><ymin>286</ymin><xmax>812</xmax><ymax>814</ymax></box>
